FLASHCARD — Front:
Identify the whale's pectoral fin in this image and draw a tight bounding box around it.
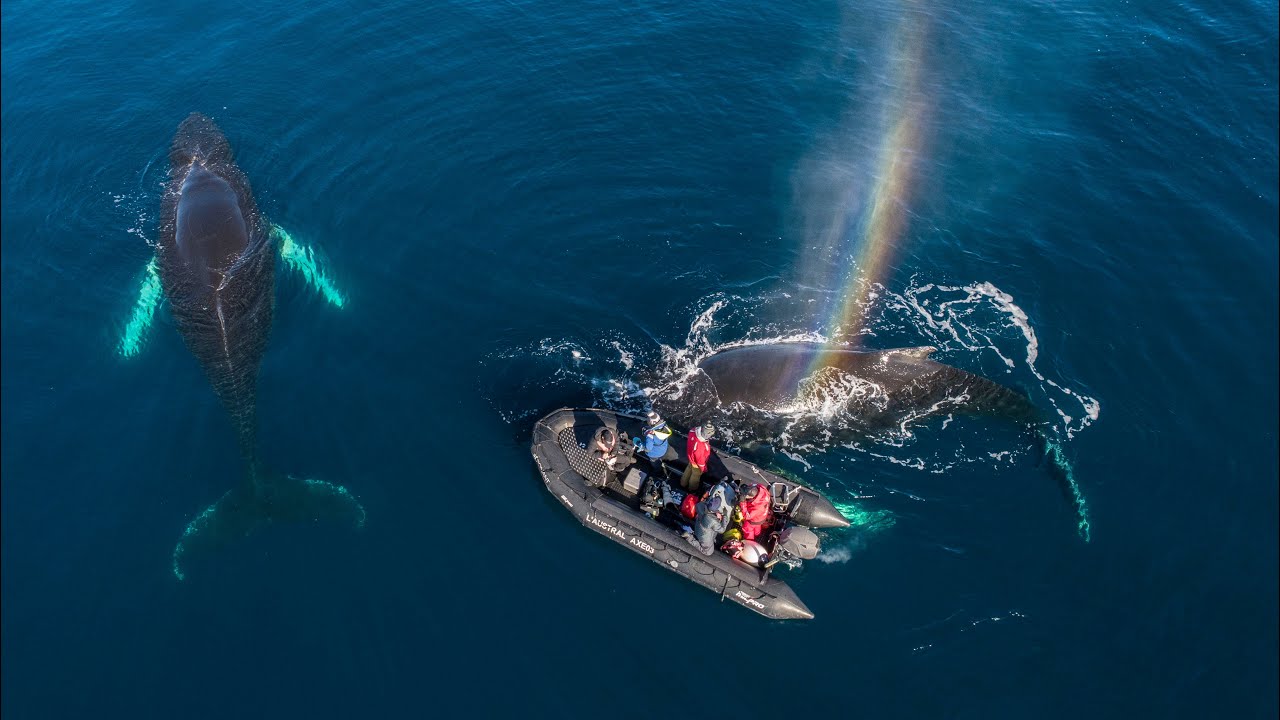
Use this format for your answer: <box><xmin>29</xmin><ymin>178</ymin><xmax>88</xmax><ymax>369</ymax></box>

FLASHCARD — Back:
<box><xmin>273</xmin><ymin>225</ymin><xmax>347</xmax><ymax>308</ymax></box>
<box><xmin>171</xmin><ymin>474</ymin><xmax>366</xmax><ymax>580</ymax></box>
<box><xmin>117</xmin><ymin>259</ymin><xmax>163</xmax><ymax>357</ymax></box>
<box><xmin>1033</xmin><ymin>429</ymin><xmax>1092</xmax><ymax>542</ymax></box>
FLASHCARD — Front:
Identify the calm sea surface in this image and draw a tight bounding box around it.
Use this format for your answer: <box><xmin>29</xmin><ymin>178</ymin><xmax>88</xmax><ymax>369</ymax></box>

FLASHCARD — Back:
<box><xmin>3</xmin><ymin>0</ymin><xmax>1277</xmax><ymax>717</ymax></box>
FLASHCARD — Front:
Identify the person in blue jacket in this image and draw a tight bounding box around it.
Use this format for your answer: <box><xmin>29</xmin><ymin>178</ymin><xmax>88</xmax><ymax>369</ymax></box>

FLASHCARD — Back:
<box><xmin>639</xmin><ymin>411</ymin><xmax>677</xmax><ymax>478</ymax></box>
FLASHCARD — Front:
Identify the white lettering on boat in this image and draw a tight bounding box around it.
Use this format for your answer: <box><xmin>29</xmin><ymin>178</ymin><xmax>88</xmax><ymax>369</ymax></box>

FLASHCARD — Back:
<box><xmin>735</xmin><ymin>591</ymin><xmax>766</xmax><ymax>609</ymax></box>
<box><xmin>629</xmin><ymin>536</ymin><xmax>655</xmax><ymax>554</ymax></box>
<box><xmin>559</xmin><ymin>494</ymin><xmax>573</xmax><ymax>508</ymax></box>
<box><xmin>586</xmin><ymin>514</ymin><xmax>627</xmax><ymax>541</ymax></box>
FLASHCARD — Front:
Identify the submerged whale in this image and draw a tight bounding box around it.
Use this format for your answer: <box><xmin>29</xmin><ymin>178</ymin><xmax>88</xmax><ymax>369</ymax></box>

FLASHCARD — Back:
<box><xmin>658</xmin><ymin>341</ymin><xmax>1090</xmax><ymax>539</ymax></box>
<box><xmin>157</xmin><ymin>113</ymin><xmax>364</xmax><ymax>579</ymax></box>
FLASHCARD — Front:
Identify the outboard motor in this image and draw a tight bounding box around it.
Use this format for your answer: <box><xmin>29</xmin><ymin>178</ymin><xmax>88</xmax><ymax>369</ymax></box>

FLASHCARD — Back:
<box><xmin>772</xmin><ymin>525</ymin><xmax>820</xmax><ymax>570</ymax></box>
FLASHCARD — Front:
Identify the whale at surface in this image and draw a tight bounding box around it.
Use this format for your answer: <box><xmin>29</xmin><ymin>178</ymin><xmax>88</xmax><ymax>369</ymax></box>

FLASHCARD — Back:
<box><xmin>154</xmin><ymin>113</ymin><xmax>364</xmax><ymax>579</ymax></box>
<box><xmin>158</xmin><ymin>114</ymin><xmax>275</xmax><ymax>455</ymax></box>
<box><xmin>655</xmin><ymin>341</ymin><xmax>1091</xmax><ymax>540</ymax></box>
<box><xmin>692</xmin><ymin>342</ymin><xmax>1041</xmax><ymax>425</ymax></box>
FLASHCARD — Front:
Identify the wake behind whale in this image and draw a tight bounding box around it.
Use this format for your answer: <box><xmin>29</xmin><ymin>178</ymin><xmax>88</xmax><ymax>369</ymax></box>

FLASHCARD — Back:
<box><xmin>154</xmin><ymin>113</ymin><xmax>364</xmax><ymax>579</ymax></box>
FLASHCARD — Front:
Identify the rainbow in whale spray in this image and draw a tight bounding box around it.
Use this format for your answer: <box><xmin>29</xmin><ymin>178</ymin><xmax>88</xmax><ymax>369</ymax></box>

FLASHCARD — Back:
<box><xmin>789</xmin><ymin>3</ymin><xmax>1093</xmax><ymax>540</ymax></box>
<box><xmin>800</xmin><ymin>4</ymin><xmax>932</xmax><ymax>364</ymax></box>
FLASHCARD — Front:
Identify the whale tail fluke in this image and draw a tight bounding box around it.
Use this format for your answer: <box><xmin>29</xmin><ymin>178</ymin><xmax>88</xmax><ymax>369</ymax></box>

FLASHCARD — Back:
<box><xmin>171</xmin><ymin>473</ymin><xmax>366</xmax><ymax>581</ymax></box>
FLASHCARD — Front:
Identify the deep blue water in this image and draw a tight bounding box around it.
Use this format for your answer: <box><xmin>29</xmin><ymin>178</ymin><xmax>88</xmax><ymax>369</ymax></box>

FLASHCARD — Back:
<box><xmin>2</xmin><ymin>0</ymin><xmax>1276</xmax><ymax>717</ymax></box>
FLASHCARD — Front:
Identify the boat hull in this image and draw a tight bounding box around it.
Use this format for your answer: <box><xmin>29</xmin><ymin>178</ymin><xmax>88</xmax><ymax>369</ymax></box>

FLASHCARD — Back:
<box><xmin>532</xmin><ymin>407</ymin><xmax>844</xmax><ymax>620</ymax></box>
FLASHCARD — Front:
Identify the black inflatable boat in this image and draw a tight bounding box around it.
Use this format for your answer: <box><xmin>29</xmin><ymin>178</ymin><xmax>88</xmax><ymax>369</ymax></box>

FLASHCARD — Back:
<box><xmin>531</xmin><ymin>408</ymin><xmax>850</xmax><ymax>620</ymax></box>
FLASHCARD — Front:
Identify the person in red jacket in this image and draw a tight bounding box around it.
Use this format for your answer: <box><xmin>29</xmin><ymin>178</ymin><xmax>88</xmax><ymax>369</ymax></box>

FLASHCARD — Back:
<box><xmin>735</xmin><ymin>483</ymin><xmax>773</xmax><ymax>541</ymax></box>
<box><xmin>680</xmin><ymin>421</ymin><xmax>714</xmax><ymax>493</ymax></box>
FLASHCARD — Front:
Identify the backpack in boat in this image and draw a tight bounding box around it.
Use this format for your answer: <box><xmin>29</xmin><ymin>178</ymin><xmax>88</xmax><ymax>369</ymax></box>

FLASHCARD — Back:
<box><xmin>702</xmin><ymin>482</ymin><xmax>737</xmax><ymax>532</ymax></box>
<box><xmin>687</xmin><ymin>482</ymin><xmax>738</xmax><ymax>554</ymax></box>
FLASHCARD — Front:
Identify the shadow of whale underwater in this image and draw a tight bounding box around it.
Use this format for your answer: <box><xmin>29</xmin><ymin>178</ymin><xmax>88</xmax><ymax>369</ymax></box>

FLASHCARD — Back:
<box><xmin>656</xmin><ymin>342</ymin><xmax>1090</xmax><ymax>540</ymax></box>
<box><xmin>155</xmin><ymin>113</ymin><xmax>365</xmax><ymax>579</ymax></box>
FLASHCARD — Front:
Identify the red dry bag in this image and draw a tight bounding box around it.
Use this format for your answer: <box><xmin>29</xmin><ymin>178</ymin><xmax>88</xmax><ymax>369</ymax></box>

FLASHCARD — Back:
<box><xmin>680</xmin><ymin>494</ymin><xmax>698</xmax><ymax>520</ymax></box>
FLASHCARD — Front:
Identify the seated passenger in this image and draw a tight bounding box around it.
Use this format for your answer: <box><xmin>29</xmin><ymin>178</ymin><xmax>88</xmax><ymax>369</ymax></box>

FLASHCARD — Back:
<box><xmin>639</xmin><ymin>411</ymin><xmax>677</xmax><ymax>478</ymax></box>
<box><xmin>683</xmin><ymin>481</ymin><xmax>737</xmax><ymax>556</ymax></box>
<box><xmin>591</xmin><ymin>427</ymin><xmax>634</xmax><ymax>486</ymax></box>
<box><xmin>735</xmin><ymin>483</ymin><xmax>773</xmax><ymax>542</ymax></box>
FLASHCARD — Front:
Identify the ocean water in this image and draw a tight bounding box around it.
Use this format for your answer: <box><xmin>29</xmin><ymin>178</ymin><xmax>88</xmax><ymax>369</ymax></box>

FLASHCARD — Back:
<box><xmin>2</xmin><ymin>0</ymin><xmax>1276</xmax><ymax>717</ymax></box>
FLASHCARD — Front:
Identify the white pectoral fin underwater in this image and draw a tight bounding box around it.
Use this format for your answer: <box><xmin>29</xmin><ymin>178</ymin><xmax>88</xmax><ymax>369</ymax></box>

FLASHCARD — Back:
<box><xmin>274</xmin><ymin>225</ymin><xmax>347</xmax><ymax>308</ymax></box>
<box><xmin>116</xmin><ymin>225</ymin><xmax>346</xmax><ymax>358</ymax></box>
<box><xmin>117</xmin><ymin>259</ymin><xmax>163</xmax><ymax>357</ymax></box>
<box><xmin>1035</xmin><ymin>432</ymin><xmax>1091</xmax><ymax>542</ymax></box>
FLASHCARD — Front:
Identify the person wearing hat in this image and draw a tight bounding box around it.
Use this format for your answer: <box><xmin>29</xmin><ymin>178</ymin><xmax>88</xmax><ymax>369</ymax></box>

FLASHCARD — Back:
<box><xmin>639</xmin><ymin>411</ymin><xmax>677</xmax><ymax>479</ymax></box>
<box><xmin>680</xmin><ymin>421</ymin><xmax>715</xmax><ymax>494</ymax></box>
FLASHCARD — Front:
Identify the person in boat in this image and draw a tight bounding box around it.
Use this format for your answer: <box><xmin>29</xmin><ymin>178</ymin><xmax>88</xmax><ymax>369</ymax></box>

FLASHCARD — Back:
<box><xmin>639</xmin><ymin>411</ymin><xmax>677</xmax><ymax>478</ymax></box>
<box><xmin>591</xmin><ymin>426</ymin><xmax>634</xmax><ymax>486</ymax></box>
<box><xmin>680</xmin><ymin>421</ymin><xmax>714</xmax><ymax>494</ymax></box>
<box><xmin>734</xmin><ymin>482</ymin><xmax>773</xmax><ymax>542</ymax></box>
<box><xmin>683</xmin><ymin>480</ymin><xmax>737</xmax><ymax>556</ymax></box>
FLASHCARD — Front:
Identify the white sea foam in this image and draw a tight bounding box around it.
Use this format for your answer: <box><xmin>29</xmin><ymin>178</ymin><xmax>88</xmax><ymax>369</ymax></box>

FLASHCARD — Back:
<box><xmin>889</xmin><ymin>280</ymin><xmax>1101</xmax><ymax>439</ymax></box>
<box><xmin>611</xmin><ymin>341</ymin><xmax>634</xmax><ymax>370</ymax></box>
<box><xmin>110</xmin><ymin>189</ymin><xmax>156</xmax><ymax>247</ymax></box>
<box><xmin>777</xmin><ymin>368</ymin><xmax>889</xmax><ymax>418</ymax></box>
<box><xmin>532</xmin><ymin>338</ymin><xmax>590</xmax><ymax>362</ymax></box>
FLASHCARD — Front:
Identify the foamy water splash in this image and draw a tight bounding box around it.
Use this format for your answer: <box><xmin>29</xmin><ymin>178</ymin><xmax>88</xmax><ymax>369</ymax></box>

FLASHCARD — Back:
<box><xmin>889</xmin><ymin>281</ymin><xmax>1101</xmax><ymax>439</ymax></box>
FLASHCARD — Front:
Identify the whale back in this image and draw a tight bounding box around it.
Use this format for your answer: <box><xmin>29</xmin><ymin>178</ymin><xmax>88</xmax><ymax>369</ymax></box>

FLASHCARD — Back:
<box><xmin>157</xmin><ymin>113</ymin><xmax>275</xmax><ymax>462</ymax></box>
<box><xmin>697</xmin><ymin>342</ymin><xmax>1041</xmax><ymax>426</ymax></box>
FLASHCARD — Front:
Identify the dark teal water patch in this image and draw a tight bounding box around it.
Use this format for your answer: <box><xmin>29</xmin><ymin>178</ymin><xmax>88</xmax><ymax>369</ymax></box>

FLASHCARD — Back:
<box><xmin>2</xmin><ymin>0</ymin><xmax>1276</xmax><ymax>718</ymax></box>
